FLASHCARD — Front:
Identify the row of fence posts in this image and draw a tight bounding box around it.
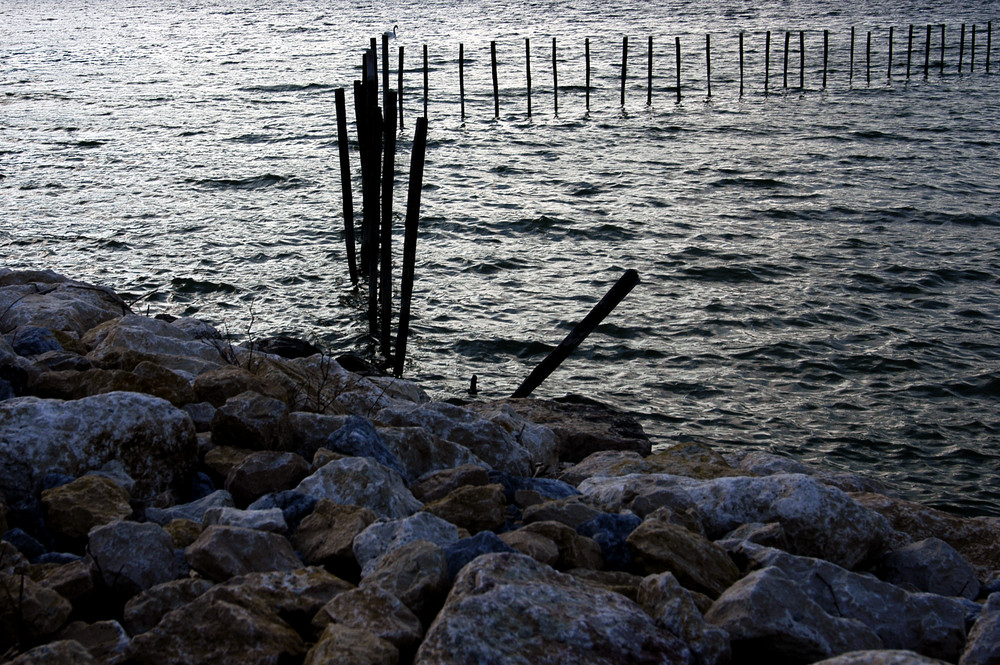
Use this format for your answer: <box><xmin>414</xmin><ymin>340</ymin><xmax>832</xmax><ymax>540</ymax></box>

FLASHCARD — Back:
<box><xmin>334</xmin><ymin>34</ymin><xmax>429</xmax><ymax>378</ymax></box>
<box><xmin>376</xmin><ymin>21</ymin><xmax>993</xmax><ymax>121</ymax></box>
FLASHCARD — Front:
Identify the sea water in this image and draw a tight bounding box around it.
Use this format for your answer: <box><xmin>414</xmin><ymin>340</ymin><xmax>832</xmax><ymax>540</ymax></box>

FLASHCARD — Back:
<box><xmin>3</xmin><ymin>0</ymin><xmax>1000</xmax><ymax>515</ymax></box>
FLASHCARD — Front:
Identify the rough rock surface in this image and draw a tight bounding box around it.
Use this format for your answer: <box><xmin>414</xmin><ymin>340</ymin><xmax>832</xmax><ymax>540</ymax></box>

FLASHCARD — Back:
<box><xmin>292</xmin><ymin>500</ymin><xmax>378</xmax><ymax>568</ymax></box>
<box><xmin>211</xmin><ymin>391</ymin><xmax>294</xmax><ymax>451</ymax></box>
<box><xmin>408</xmin><ymin>464</ymin><xmax>491</xmax><ymax>503</ymax></box>
<box><xmin>876</xmin><ymin>537</ymin><xmax>980</xmax><ymax>600</ymax></box>
<box><xmin>813</xmin><ymin>651</ymin><xmax>951</xmax><ymax>665</ymax></box>
<box><xmin>0</xmin><ymin>573</ymin><xmax>73</xmax><ymax>643</ymax></box>
<box><xmin>958</xmin><ymin>592</ymin><xmax>1000</xmax><ymax>665</ymax></box>
<box><xmin>184</xmin><ymin>525</ymin><xmax>301</xmax><ymax>581</ymax></box>
<box><xmin>87</xmin><ymin>520</ymin><xmax>186</xmax><ymax>596</ymax></box>
<box><xmin>123</xmin><ymin>578</ymin><xmax>215</xmax><ymax>635</ymax></box>
<box><xmin>314</xmin><ymin>586</ymin><xmax>424</xmax><ymax>652</ymax></box>
<box><xmin>415</xmin><ymin>552</ymin><xmax>691</xmax><ymax>665</ymax></box>
<box><xmin>224</xmin><ymin>450</ymin><xmax>310</xmax><ymax>507</ymax></box>
<box><xmin>304</xmin><ymin>624</ymin><xmax>399</xmax><ymax>665</ymax></box>
<box><xmin>0</xmin><ymin>269</ymin><xmax>126</xmax><ymax>336</ymax></box>
<box><xmin>353</xmin><ymin>513</ymin><xmax>461</xmax><ymax>577</ymax></box>
<box><xmin>377</xmin><ymin>427</ymin><xmax>488</xmax><ymax>484</ymax></box>
<box><xmin>361</xmin><ymin>539</ymin><xmax>450</xmax><ymax>623</ymax></box>
<box><xmin>295</xmin><ymin>456</ymin><xmax>422</xmax><ymax>519</ymax></box>
<box><xmin>420</xmin><ymin>483</ymin><xmax>507</xmax><ymax>534</ymax></box>
<box><xmin>5</xmin><ymin>639</ymin><xmax>98</xmax><ymax>665</ymax></box>
<box><xmin>638</xmin><ymin>572</ymin><xmax>731</xmax><ymax>665</ymax></box>
<box><xmin>40</xmin><ymin>475</ymin><xmax>132</xmax><ymax>540</ymax></box>
<box><xmin>0</xmin><ymin>392</ymin><xmax>197</xmax><ymax>502</ymax></box>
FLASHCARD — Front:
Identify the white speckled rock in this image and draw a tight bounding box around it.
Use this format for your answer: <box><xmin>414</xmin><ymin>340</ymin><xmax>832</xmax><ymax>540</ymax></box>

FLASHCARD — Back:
<box><xmin>83</xmin><ymin>314</ymin><xmax>225</xmax><ymax>370</ymax></box>
<box><xmin>202</xmin><ymin>506</ymin><xmax>288</xmax><ymax>533</ymax></box>
<box><xmin>353</xmin><ymin>512</ymin><xmax>461</xmax><ymax>577</ymax></box>
<box><xmin>295</xmin><ymin>456</ymin><xmax>422</xmax><ymax>519</ymax></box>
<box><xmin>0</xmin><ymin>392</ymin><xmax>198</xmax><ymax>503</ymax></box>
<box><xmin>0</xmin><ymin>270</ymin><xmax>127</xmax><ymax>337</ymax></box>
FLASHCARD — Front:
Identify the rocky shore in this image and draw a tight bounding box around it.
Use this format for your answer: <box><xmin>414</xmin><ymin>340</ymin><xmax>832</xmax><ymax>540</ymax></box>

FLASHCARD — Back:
<box><xmin>1</xmin><ymin>267</ymin><xmax>999</xmax><ymax>665</ymax></box>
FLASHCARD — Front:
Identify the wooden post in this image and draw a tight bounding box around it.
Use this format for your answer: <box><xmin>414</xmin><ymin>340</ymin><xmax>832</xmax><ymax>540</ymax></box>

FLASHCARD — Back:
<box><xmin>866</xmin><ymin>30</ymin><xmax>871</xmax><ymax>86</ymax></box>
<box><xmin>379</xmin><ymin>91</ymin><xmax>397</xmax><ymax>359</ymax></box>
<box><xmin>491</xmin><ymin>41</ymin><xmax>499</xmax><ymax>119</ymax></box>
<box><xmin>382</xmin><ymin>33</ymin><xmax>390</xmax><ymax>111</ymax></box>
<box><xmin>585</xmin><ymin>38</ymin><xmax>591</xmax><ymax>111</ymax></box>
<box><xmin>925</xmin><ymin>24</ymin><xmax>931</xmax><ymax>78</ymax></box>
<box><xmin>365</xmin><ymin>104</ymin><xmax>383</xmax><ymax>339</ymax></box>
<box><xmin>706</xmin><ymin>33</ymin><xmax>712</xmax><ymax>98</ymax></box>
<box><xmin>552</xmin><ymin>37</ymin><xmax>559</xmax><ymax>115</ymax></box>
<box><xmin>525</xmin><ymin>38</ymin><xmax>532</xmax><ymax>117</ymax></box>
<box><xmin>959</xmin><ymin>24</ymin><xmax>966</xmax><ymax>73</ymax></box>
<box><xmin>511</xmin><ymin>269</ymin><xmax>640</xmax><ymax>399</ymax></box>
<box><xmin>907</xmin><ymin>24</ymin><xmax>913</xmax><ymax>79</ymax></box>
<box><xmin>799</xmin><ymin>30</ymin><xmax>804</xmax><ymax>88</ymax></box>
<box><xmin>940</xmin><ymin>24</ymin><xmax>946</xmax><ymax>75</ymax></box>
<box><xmin>398</xmin><ymin>46</ymin><xmax>405</xmax><ymax>129</ymax></box>
<box><xmin>394</xmin><ymin>116</ymin><xmax>428</xmax><ymax>379</ymax></box>
<box><xmin>739</xmin><ymin>32</ymin><xmax>745</xmax><ymax>96</ymax></box>
<box><xmin>971</xmin><ymin>24</ymin><xmax>977</xmax><ymax>72</ymax></box>
<box><xmin>353</xmin><ymin>80</ymin><xmax>369</xmax><ymax>277</ymax></box>
<box><xmin>423</xmin><ymin>44</ymin><xmax>428</xmax><ymax>118</ymax></box>
<box><xmin>765</xmin><ymin>30</ymin><xmax>771</xmax><ymax>94</ymax></box>
<box><xmin>675</xmin><ymin>36</ymin><xmax>681</xmax><ymax>102</ymax></box>
<box><xmin>988</xmin><ymin>21</ymin><xmax>993</xmax><ymax>74</ymax></box>
<box><xmin>621</xmin><ymin>36</ymin><xmax>628</xmax><ymax>107</ymax></box>
<box><xmin>459</xmin><ymin>43</ymin><xmax>466</xmax><ymax>121</ymax></box>
<box><xmin>888</xmin><ymin>26</ymin><xmax>894</xmax><ymax>79</ymax></box>
<box><xmin>783</xmin><ymin>30</ymin><xmax>790</xmax><ymax>88</ymax></box>
<box><xmin>647</xmin><ymin>36</ymin><xmax>653</xmax><ymax>106</ymax></box>
<box><xmin>849</xmin><ymin>27</ymin><xmax>855</xmax><ymax>86</ymax></box>
<box><xmin>335</xmin><ymin>88</ymin><xmax>358</xmax><ymax>285</ymax></box>
<box><xmin>823</xmin><ymin>29</ymin><xmax>829</xmax><ymax>88</ymax></box>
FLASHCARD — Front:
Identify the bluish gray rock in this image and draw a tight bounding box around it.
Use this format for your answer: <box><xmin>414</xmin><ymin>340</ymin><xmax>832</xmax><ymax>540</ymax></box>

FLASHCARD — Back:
<box><xmin>444</xmin><ymin>531</ymin><xmax>518</xmax><ymax>580</ymax></box>
<box><xmin>488</xmin><ymin>471</ymin><xmax>580</xmax><ymax>502</ymax></box>
<box><xmin>354</xmin><ymin>512</ymin><xmax>460</xmax><ymax>577</ymax></box>
<box><xmin>877</xmin><ymin>537</ymin><xmax>980</xmax><ymax>600</ymax></box>
<box><xmin>145</xmin><ymin>490</ymin><xmax>234</xmax><ymax>525</ymax></box>
<box><xmin>576</xmin><ymin>512</ymin><xmax>642</xmax><ymax>571</ymax></box>
<box><xmin>326</xmin><ymin>416</ymin><xmax>405</xmax><ymax>476</ymax></box>
<box><xmin>8</xmin><ymin>326</ymin><xmax>62</xmax><ymax>356</ymax></box>
<box><xmin>247</xmin><ymin>491</ymin><xmax>317</xmax><ymax>532</ymax></box>
<box><xmin>961</xmin><ymin>592</ymin><xmax>1000</xmax><ymax>665</ymax></box>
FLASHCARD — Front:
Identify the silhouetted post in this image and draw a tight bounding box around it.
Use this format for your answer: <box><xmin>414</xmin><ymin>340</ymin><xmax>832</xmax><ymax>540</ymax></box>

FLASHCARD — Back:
<box><xmin>988</xmin><ymin>22</ymin><xmax>993</xmax><ymax>74</ymax></box>
<box><xmin>765</xmin><ymin>30</ymin><xmax>771</xmax><ymax>94</ymax></box>
<box><xmin>365</xmin><ymin>105</ymin><xmax>383</xmax><ymax>338</ymax></box>
<box><xmin>525</xmin><ymin>38</ymin><xmax>532</xmax><ymax>117</ymax></box>
<box><xmin>907</xmin><ymin>25</ymin><xmax>913</xmax><ymax>79</ymax></box>
<box><xmin>959</xmin><ymin>24</ymin><xmax>966</xmax><ymax>73</ymax></box>
<box><xmin>866</xmin><ymin>30</ymin><xmax>871</xmax><ymax>86</ymax></box>
<box><xmin>849</xmin><ymin>27</ymin><xmax>855</xmax><ymax>85</ymax></box>
<box><xmin>799</xmin><ymin>30</ymin><xmax>804</xmax><ymax>88</ymax></box>
<box><xmin>459</xmin><ymin>43</ymin><xmax>466</xmax><ymax>120</ymax></box>
<box><xmin>394</xmin><ymin>116</ymin><xmax>428</xmax><ymax>379</ymax></box>
<box><xmin>888</xmin><ymin>26</ymin><xmax>894</xmax><ymax>79</ymax></box>
<box><xmin>739</xmin><ymin>33</ymin><xmax>745</xmax><ymax>96</ymax></box>
<box><xmin>783</xmin><ymin>30</ymin><xmax>790</xmax><ymax>88</ymax></box>
<box><xmin>335</xmin><ymin>88</ymin><xmax>358</xmax><ymax>284</ymax></box>
<box><xmin>379</xmin><ymin>91</ymin><xmax>397</xmax><ymax>359</ymax></box>
<box><xmin>647</xmin><ymin>36</ymin><xmax>653</xmax><ymax>105</ymax></box>
<box><xmin>552</xmin><ymin>37</ymin><xmax>559</xmax><ymax>115</ymax></box>
<box><xmin>940</xmin><ymin>24</ymin><xmax>946</xmax><ymax>75</ymax></box>
<box><xmin>491</xmin><ymin>41</ymin><xmax>499</xmax><ymax>118</ymax></box>
<box><xmin>422</xmin><ymin>44</ymin><xmax>428</xmax><ymax>117</ymax></box>
<box><xmin>675</xmin><ymin>36</ymin><xmax>681</xmax><ymax>102</ymax></box>
<box><xmin>511</xmin><ymin>269</ymin><xmax>640</xmax><ymax>398</ymax></box>
<box><xmin>706</xmin><ymin>34</ymin><xmax>712</xmax><ymax>97</ymax></box>
<box><xmin>925</xmin><ymin>24</ymin><xmax>931</xmax><ymax>78</ymax></box>
<box><xmin>621</xmin><ymin>36</ymin><xmax>628</xmax><ymax>107</ymax></box>
<box><xmin>823</xmin><ymin>30</ymin><xmax>829</xmax><ymax>87</ymax></box>
<box><xmin>398</xmin><ymin>46</ymin><xmax>405</xmax><ymax>129</ymax></box>
<box><xmin>585</xmin><ymin>38</ymin><xmax>591</xmax><ymax>111</ymax></box>
<box><xmin>382</xmin><ymin>33</ymin><xmax>390</xmax><ymax>110</ymax></box>
<box><xmin>971</xmin><ymin>25</ymin><xmax>977</xmax><ymax>72</ymax></box>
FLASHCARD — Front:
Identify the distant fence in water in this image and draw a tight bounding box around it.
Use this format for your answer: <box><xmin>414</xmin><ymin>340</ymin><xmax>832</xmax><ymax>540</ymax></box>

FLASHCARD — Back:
<box><xmin>361</xmin><ymin>21</ymin><xmax>996</xmax><ymax>124</ymax></box>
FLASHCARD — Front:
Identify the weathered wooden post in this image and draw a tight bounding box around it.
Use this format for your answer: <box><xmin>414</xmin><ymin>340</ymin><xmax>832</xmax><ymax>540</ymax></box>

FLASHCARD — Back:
<box><xmin>739</xmin><ymin>32</ymin><xmax>745</xmax><ymax>96</ymax></box>
<box><xmin>394</xmin><ymin>116</ymin><xmax>428</xmax><ymax>379</ymax></box>
<box><xmin>925</xmin><ymin>24</ymin><xmax>931</xmax><ymax>78</ymax></box>
<box><xmin>907</xmin><ymin>24</ymin><xmax>913</xmax><ymax>79</ymax></box>
<box><xmin>971</xmin><ymin>24</ymin><xmax>977</xmax><ymax>72</ymax></box>
<box><xmin>585</xmin><ymin>38</ymin><xmax>591</xmax><ymax>111</ymax></box>
<box><xmin>511</xmin><ymin>269</ymin><xmax>640</xmax><ymax>398</ymax></box>
<box><xmin>988</xmin><ymin>21</ymin><xmax>993</xmax><ymax>74</ymax></box>
<box><xmin>706</xmin><ymin>33</ymin><xmax>712</xmax><ymax>98</ymax></box>
<box><xmin>849</xmin><ymin>27</ymin><xmax>855</xmax><ymax>86</ymax></box>
<box><xmin>799</xmin><ymin>30</ymin><xmax>804</xmax><ymax>88</ymax></box>
<box><xmin>552</xmin><ymin>37</ymin><xmax>559</xmax><ymax>115</ymax></box>
<box><xmin>525</xmin><ymin>38</ymin><xmax>533</xmax><ymax>117</ymax></box>
<box><xmin>423</xmin><ymin>44</ymin><xmax>428</xmax><ymax>117</ymax></box>
<box><xmin>783</xmin><ymin>30</ymin><xmax>790</xmax><ymax>88</ymax></box>
<box><xmin>647</xmin><ymin>36</ymin><xmax>654</xmax><ymax>106</ymax></box>
<box><xmin>491</xmin><ymin>41</ymin><xmax>499</xmax><ymax>118</ymax></box>
<box><xmin>866</xmin><ymin>30</ymin><xmax>871</xmax><ymax>86</ymax></box>
<box><xmin>379</xmin><ymin>91</ymin><xmax>397</xmax><ymax>359</ymax></box>
<box><xmin>940</xmin><ymin>24</ymin><xmax>946</xmax><ymax>75</ymax></box>
<box><xmin>959</xmin><ymin>24</ymin><xmax>966</xmax><ymax>73</ymax></box>
<box><xmin>675</xmin><ymin>36</ymin><xmax>681</xmax><ymax>102</ymax></box>
<box><xmin>335</xmin><ymin>88</ymin><xmax>358</xmax><ymax>285</ymax></box>
<box><xmin>823</xmin><ymin>29</ymin><xmax>829</xmax><ymax>88</ymax></box>
<box><xmin>459</xmin><ymin>43</ymin><xmax>466</xmax><ymax>120</ymax></box>
<box><xmin>765</xmin><ymin>30</ymin><xmax>771</xmax><ymax>94</ymax></box>
<box><xmin>888</xmin><ymin>26</ymin><xmax>894</xmax><ymax>79</ymax></box>
<box><xmin>398</xmin><ymin>46</ymin><xmax>405</xmax><ymax>129</ymax></box>
<box><xmin>621</xmin><ymin>36</ymin><xmax>628</xmax><ymax>107</ymax></box>
<box><xmin>382</xmin><ymin>33</ymin><xmax>390</xmax><ymax>110</ymax></box>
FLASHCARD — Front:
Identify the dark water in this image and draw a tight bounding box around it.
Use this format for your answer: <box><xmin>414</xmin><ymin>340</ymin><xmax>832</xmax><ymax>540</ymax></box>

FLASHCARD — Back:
<box><xmin>4</xmin><ymin>0</ymin><xmax>1000</xmax><ymax>515</ymax></box>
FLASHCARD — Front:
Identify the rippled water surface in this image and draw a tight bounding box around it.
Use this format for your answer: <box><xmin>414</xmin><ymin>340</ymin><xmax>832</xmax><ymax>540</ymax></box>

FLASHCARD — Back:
<box><xmin>4</xmin><ymin>0</ymin><xmax>1000</xmax><ymax>515</ymax></box>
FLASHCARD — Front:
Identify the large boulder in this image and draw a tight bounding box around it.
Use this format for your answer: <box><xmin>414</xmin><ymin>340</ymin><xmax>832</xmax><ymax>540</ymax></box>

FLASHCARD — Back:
<box><xmin>224</xmin><ymin>450</ymin><xmax>310</xmax><ymax>507</ymax></box>
<box><xmin>83</xmin><ymin>314</ymin><xmax>225</xmax><ymax>373</ymax></box>
<box><xmin>415</xmin><ymin>552</ymin><xmax>691</xmax><ymax>665</ymax></box>
<box><xmin>295</xmin><ymin>457</ymin><xmax>422</xmax><ymax>520</ymax></box>
<box><xmin>876</xmin><ymin>537</ymin><xmax>980</xmax><ymax>600</ymax></box>
<box><xmin>122</xmin><ymin>578</ymin><xmax>215</xmax><ymax>635</ymax></box>
<box><xmin>0</xmin><ymin>392</ymin><xmax>198</xmax><ymax>502</ymax></box>
<box><xmin>87</xmin><ymin>520</ymin><xmax>187</xmax><ymax>596</ymax></box>
<box><xmin>377</xmin><ymin>427</ymin><xmax>488</xmax><ymax>483</ymax></box>
<box><xmin>0</xmin><ymin>270</ymin><xmax>127</xmax><ymax>337</ymax></box>
<box><xmin>292</xmin><ymin>500</ymin><xmax>378</xmax><ymax>568</ymax></box>
<box><xmin>637</xmin><ymin>572</ymin><xmax>731</xmax><ymax>665</ymax></box>
<box><xmin>360</xmin><ymin>540</ymin><xmax>450</xmax><ymax>623</ymax></box>
<box><xmin>184</xmin><ymin>525</ymin><xmax>302</xmax><ymax>582</ymax></box>
<box><xmin>41</xmin><ymin>475</ymin><xmax>132</xmax><ymax>540</ymax></box>
<box><xmin>961</xmin><ymin>592</ymin><xmax>1000</xmax><ymax>665</ymax></box>
<box><xmin>314</xmin><ymin>586</ymin><xmax>424</xmax><ymax>653</ymax></box>
<box><xmin>304</xmin><ymin>624</ymin><xmax>399</xmax><ymax>665</ymax></box>
<box><xmin>0</xmin><ymin>573</ymin><xmax>73</xmax><ymax>647</ymax></box>
<box><xmin>210</xmin><ymin>391</ymin><xmax>294</xmax><ymax>451</ymax></box>
<box><xmin>353</xmin><ymin>513</ymin><xmax>460</xmax><ymax>577</ymax></box>
<box><xmin>420</xmin><ymin>484</ymin><xmax>507</xmax><ymax>534</ymax></box>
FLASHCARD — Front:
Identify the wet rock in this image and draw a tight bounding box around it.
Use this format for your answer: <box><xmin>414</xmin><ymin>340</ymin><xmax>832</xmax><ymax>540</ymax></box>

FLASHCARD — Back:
<box><xmin>961</xmin><ymin>592</ymin><xmax>1000</xmax><ymax>665</ymax></box>
<box><xmin>877</xmin><ymin>537</ymin><xmax>980</xmax><ymax>599</ymax></box>
<box><xmin>32</xmin><ymin>349</ymin><xmax>93</xmax><ymax>372</ymax></box>
<box><xmin>314</xmin><ymin>585</ymin><xmax>424</xmax><ymax>653</ymax></box>
<box><xmin>144</xmin><ymin>489</ymin><xmax>234</xmax><ymax>525</ymax></box>
<box><xmin>326</xmin><ymin>416</ymin><xmax>405</xmax><ymax>476</ymax></box>
<box><xmin>421</xmin><ymin>483</ymin><xmax>507</xmax><ymax>534</ymax></box>
<box><xmin>408</xmin><ymin>464</ymin><xmax>491</xmax><ymax>503</ymax></box>
<box><xmin>122</xmin><ymin>578</ymin><xmax>215</xmax><ymax>635</ymax></box>
<box><xmin>87</xmin><ymin>521</ymin><xmax>186</xmax><ymax>596</ymax></box>
<box><xmin>444</xmin><ymin>531</ymin><xmax>519</xmax><ymax>580</ymax></box>
<box><xmin>292</xmin><ymin>500</ymin><xmax>378</xmax><ymax>567</ymax></box>
<box><xmin>378</xmin><ymin>427</ymin><xmax>488</xmax><ymax>483</ymax></box>
<box><xmin>295</xmin><ymin>456</ymin><xmax>422</xmax><ymax>520</ymax></box>
<box><xmin>55</xmin><ymin>619</ymin><xmax>129</xmax><ymax>664</ymax></box>
<box><xmin>483</xmin><ymin>396</ymin><xmax>652</xmax><ymax>463</ymax></box>
<box><xmin>5</xmin><ymin>639</ymin><xmax>97</xmax><ymax>665</ymax></box>
<box><xmin>728</xmin><ymin>450</ymin><xmax>896</xmax><ymax>495</ymax></box>
<box><xmin>202</xmin><ymin>506</ymin><xmax>288</xmax><ymax>533</ymax></box>
<box><xmin>354</xmin><ymin>512</ymin><xmax>460</xmax><ymax>577</ymax></box>
<box><xmin>853</xmin><ymin>492</ymin><xmax>1000</xmax><ymax>577</ymax></box>
<box><xmin>253</xmin><ymin>335</ymin><xmax>322</xmax><ymax>359</ymax></box>
<box><xmin>304</xmin><ymin>623</ymin><xmax>399</xmax><ymax>665</ymax></box>
<box><xmin>627</xmin><ymin>516</ymin><xmax>740</xmax><ymax>598</ymax></box>
<box><xmin>520</xmin><ymin>520</ymin><xmax>604</xmax><ymax>571</ymax></box>
<box><xmin>224</xmin><ymin>450</ymin><xmax>310</xmax><ymax>507</ymax></box>
<box><xmin>705</xmin><ymin>566</ymin><xmax>883</xmax><ymax>663</ymax></box>
<box><xmin>576</xmin><ymin>512</ymin><xmax>642</xmax><ymax>571</ymax></box>
<box><xmin>0</xmin><ymin>573</ymin><xmax>73</xmax><ymax>644</ymax></box>
<box><xmin>361</xmin><ymin>540</ymin><xmax>450</xmax><ymax>623</ymax></box>
<box><xmin>523</xmin><ymin>496</ymin><xmax>600</xmax><ymax>528</ymax></box>
<box><xmin>415</xmin><ymin>552</ymin><xmax>690</xmax><ymax>665</ymax></box>
<box><xmin>169</xmin><ymin>317</ymin><xmax>220</xmax><ymax>341</ymax></box>
<box><xmin>0</xmin><ymin>392</ymin><xmax>198</xmax><ymax>503</ymax></box>
<box><xmin>716</xmin><ymin>521</ymin><xmax>791</xmax><ymax>554</ymax></box>
<box><xmin>41</xmin><ymin>475</ymin><xmax>132</xmax><ymax>541</ymax></box>
<box><xmin>126</xmin><ymin>585</ymin><xmax>305</xmax><ymax>665</ymax></box>
<box><xmin>638</xmin><ymin>572</ymin><xmax>731</xmax><ymax>665</ymax></box>
<box><xmin>184</xmin><ymin>525</ymin><xmax>301</xmax><ymax>582</ymax></box>
<box><xmin>0</xmin><ymin>270</ymin><xmax>127</xmax><ymax>336</ymax></box>
<box><xmin>210</xmin><ymin>390</ymin><xmax>294</xmax><ymax>451</ymax></box>
<box><xmin>376</xmin><ymin>401</ymin><xmax>533</xmax><ymax>476</ymax></box>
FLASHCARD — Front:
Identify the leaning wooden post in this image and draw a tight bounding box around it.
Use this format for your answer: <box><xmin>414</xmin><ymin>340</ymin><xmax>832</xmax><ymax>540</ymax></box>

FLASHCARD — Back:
<box><xmin>525</xmin><ymin>38</ymin><xmax>533</xmax><ymax>117</ymax></box>
<box><xmin>739</xmin><ymin>32</ymin><xmax>745</xmax><ymax>96</ymax></box>
<box><xmin>552</xmin><ymin>37</ymin><xmax>559</xmax><ymax>115</ymax></box>
<box><xmin>647</xmin><ymin>36</ymin><xmax>654</xmax><ymax>106</ymax></box>
<box><xmin>849</xmin><ymin>27</ymin><xmax>855</xmax><ymax>86</ymax></box>
<box><xmin>585</xmin><ymin>38</ymin><xmax>591</xmax><ymax>111</ymax></box>
<box><xmin>783</xmin><ymin>30</ymin><xmax>790</xmax><ymax>88</ymax></box>
<box><xmin>491</xmin><ymin>40</ymin><xmax>499</xmax><ymax>119</ymax></box>
<box><xmin>675</xmin><ymin>36</ymin><xmax>681</xmax><ymax>102</ymax></box>
<box><xmin>888</xmin><ymin>26</ymin><xmax>894</xmax><ymax>79</ymax></box>
<box><xmin>765</xmin><ymin>30</ymin><xmax>771</xmax><ymax>94</ymax></box>
<box><xmin>959</xmin><ymin>24</ymin><xmax>966</xmax><ymax>73</ymax></box>
<box><xmin>398</xmin><ymin>46</ymin><xmax>405</xmax><ymax>129</ymax></box>
<box><xmin>621</xmin><ymin>36</ymin><xmax>628</xmax><ymax>107</ymax></box>
<box><xmin>379</xmin><ymin>91</ymin><xmax>397</xmax><ymax>360</ymax></box>
<box><xmin>706</xmin><ymin>33</ymin><xmax>712</xmax><ymax>98</ymax></box>
<box><xmin>925</xmin><ymin>24</ymin><xmax>931</xmax><ymax>78</ymax></box>
<box><xmin>512</xmin><ymin>269</ymin><xmax>640</xmax><ymax>399</ymax></box>
<box><xmin>459</xmin><ymin>43</ymin><xmax>466</xmax><ymax>121</ymax></box>
<box><xmin>394</xmin><ymin>116</ymin><xmax>428</xmax><ymax>379</ymax></box>
<box><xmin>907</xmin><ymin>24</ymin><xmax>913</xmax><ymax>79</ymax></box>
<box><xmin>866</xmin><ymin>30</ymin><xmax>871</xmax><ymax>86</ymax></box>
<box><xmin>823</xmin><ymin>29</ymin><xmax>829</xmax><ymax>88</ymax></box>
<box><xmin>335</xmin><ymin>88</ymin><xmax>358</xmax><ymax>284</ymax></box>
<box><xmin>799</xmin><ymin>30</ymin><xmax>804</xmax><ymax>88</ymax></box>
<box><xmin>422</xmin><ymin>44</ymin><xmax>428</xmax><ymax>117</ymax></box>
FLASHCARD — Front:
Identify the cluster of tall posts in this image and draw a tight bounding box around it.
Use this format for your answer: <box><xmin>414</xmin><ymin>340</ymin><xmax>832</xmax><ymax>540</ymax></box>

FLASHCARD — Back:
<box><xmin>375</xmin><ymin>20</ymin><xmax>994</xmax><ymax>123</ymax></box>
